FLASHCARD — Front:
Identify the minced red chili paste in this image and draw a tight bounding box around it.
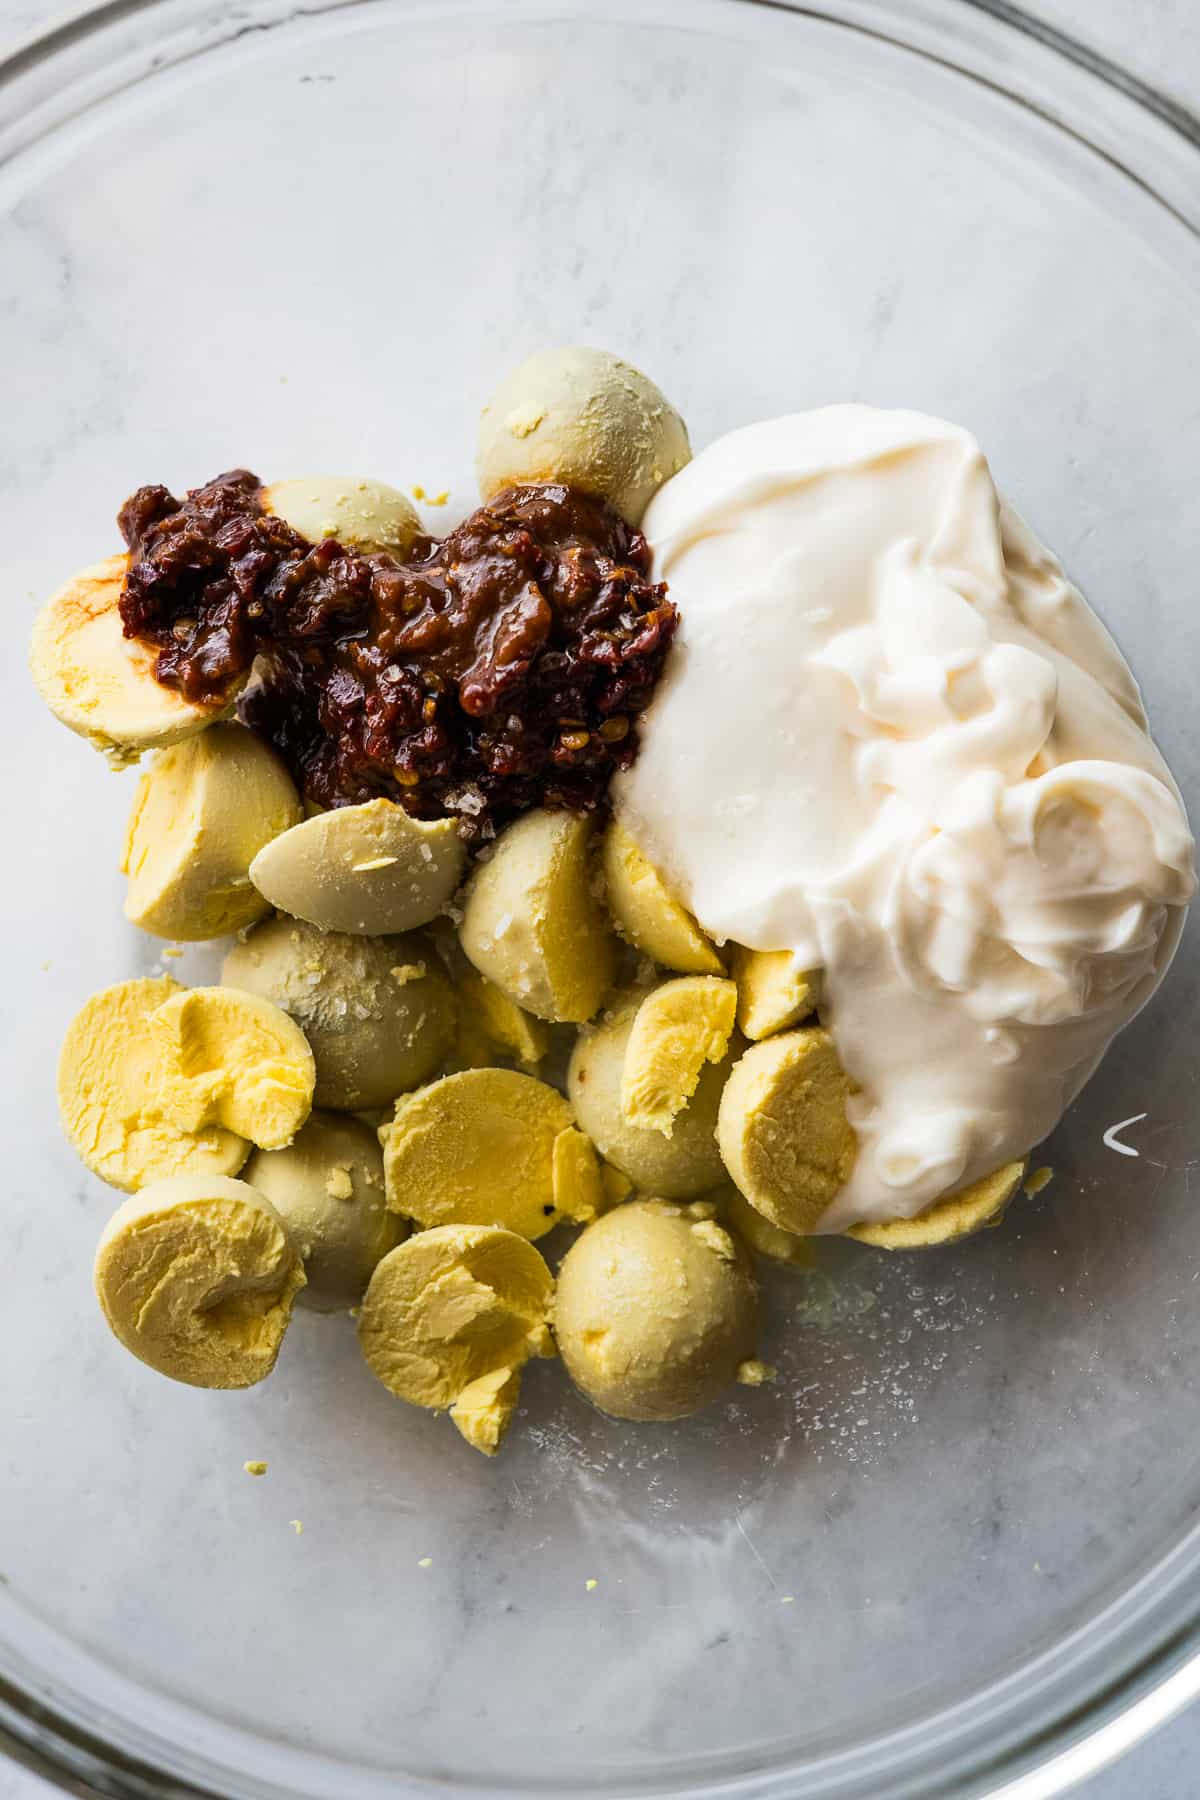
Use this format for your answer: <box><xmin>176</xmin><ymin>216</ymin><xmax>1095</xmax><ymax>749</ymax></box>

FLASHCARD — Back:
<box><xmin>117</xmin><ymin>471</ymin><xmax>677</xmax><ymax>838</ymax></box>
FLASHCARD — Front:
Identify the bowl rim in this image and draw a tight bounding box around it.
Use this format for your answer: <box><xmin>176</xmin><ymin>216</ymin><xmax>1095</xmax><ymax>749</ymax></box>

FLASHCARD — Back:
<box><xmin>2</xmin><ymin>0</ymin><xmax>1200</xmax><ymax>1795</ymax></box>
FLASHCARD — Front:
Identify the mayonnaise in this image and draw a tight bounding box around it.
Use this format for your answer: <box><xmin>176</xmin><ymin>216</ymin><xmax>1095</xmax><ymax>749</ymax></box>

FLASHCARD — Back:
<box><xmin>618</xmin><ymin>408</ymin><xmax>1195</xmax><ymax>1230</ymax></box>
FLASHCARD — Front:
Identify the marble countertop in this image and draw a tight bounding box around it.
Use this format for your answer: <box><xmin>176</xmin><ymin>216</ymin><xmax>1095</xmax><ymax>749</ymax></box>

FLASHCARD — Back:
<box><xmin>1</xmin><ymin>3</ymin><xmax>1198</xmax><ymax>1798</ymax></box>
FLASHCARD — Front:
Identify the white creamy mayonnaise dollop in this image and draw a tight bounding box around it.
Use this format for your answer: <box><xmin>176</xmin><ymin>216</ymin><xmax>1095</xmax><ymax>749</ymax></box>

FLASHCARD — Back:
<box><xmin>617</xmin><ymin>408</ymin><xmax>1195</xmax><ymax>1230</ymax></box>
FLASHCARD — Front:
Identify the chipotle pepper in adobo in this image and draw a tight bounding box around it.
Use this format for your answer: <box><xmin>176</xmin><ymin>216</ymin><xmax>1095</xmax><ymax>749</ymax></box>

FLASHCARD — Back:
<box><xmin>117</xmin><ymin>471</ymin><xmax>677</xmax><ymax>838</ymax></box>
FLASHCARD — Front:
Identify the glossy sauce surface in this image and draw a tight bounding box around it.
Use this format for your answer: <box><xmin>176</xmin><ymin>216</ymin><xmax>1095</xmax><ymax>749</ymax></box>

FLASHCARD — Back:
<box><xmin>119</xmin><ymin>472</ymin><xmax>677</xmax><ymax>836</ymax></box>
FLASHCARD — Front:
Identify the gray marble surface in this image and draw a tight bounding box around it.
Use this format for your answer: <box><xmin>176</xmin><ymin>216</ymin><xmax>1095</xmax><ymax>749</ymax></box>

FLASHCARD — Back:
<box><xmin>1</xmin><ymin>3</ymin><xmax>1199</xmax><ymax>1799</ymax></box>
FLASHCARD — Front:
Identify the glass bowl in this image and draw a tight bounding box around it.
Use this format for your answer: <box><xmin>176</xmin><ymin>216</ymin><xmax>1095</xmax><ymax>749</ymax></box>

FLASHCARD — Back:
<box><xmin>2</xmin><ymin>2</ymin><xmax>1199</xmax><ymax>1796</ymax></box>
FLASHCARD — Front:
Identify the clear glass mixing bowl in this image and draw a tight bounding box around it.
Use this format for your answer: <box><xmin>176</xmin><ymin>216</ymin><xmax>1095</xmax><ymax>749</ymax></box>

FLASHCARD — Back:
<box><xmin>2</xmin><ymin>2</ymin><xmax>1199</xmax><ymax>1795</ymax></box>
